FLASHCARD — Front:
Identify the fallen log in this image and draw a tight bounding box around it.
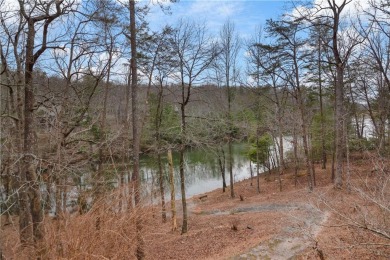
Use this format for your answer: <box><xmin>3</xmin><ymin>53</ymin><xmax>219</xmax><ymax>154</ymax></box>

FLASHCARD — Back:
<box><xmin>199</xmin><ymin>195</ymin><xmax>208</xmax><ymax>200</ymax></box>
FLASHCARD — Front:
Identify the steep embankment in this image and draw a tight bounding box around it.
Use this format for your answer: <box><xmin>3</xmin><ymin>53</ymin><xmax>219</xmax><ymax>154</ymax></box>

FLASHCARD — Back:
<box><xmin>145</xmin><ymin>159</ymin><xmax>389</xmax><ymax>259</ymax></box>
<box><xmin>2</xmin><ymin>156</ymin><xmax>389</xmax><ymax>259</ymax></box>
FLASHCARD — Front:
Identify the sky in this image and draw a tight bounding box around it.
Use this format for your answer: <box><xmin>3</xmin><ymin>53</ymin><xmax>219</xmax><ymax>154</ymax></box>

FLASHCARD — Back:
<box><xmin>1</xmin><ymin>0</ymin><xmax>370</xmax><ymax>83</ymax></box>
<box><xmin>139</xmin><ymin>0</ymin><xmax>371</xmax><ymax>83</ymax></box>
<box><xmin>0</xmin><ymin>0</ymin><xmax>293</xmax><ymax>83</ymax></box>
<box><xmin>145</xmin><ymin>0</ymin><xmax>291</xmax><ymax>39</ymax></box>
<box><xmin>141</xmin><ymin>0</ymin><xmax>293</xmax><ymax>81</ymax></box>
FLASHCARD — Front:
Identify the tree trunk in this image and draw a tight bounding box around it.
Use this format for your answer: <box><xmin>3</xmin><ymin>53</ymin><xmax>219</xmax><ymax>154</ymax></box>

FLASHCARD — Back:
<box><xmin>256</xmin><ymin>136</ymin><xmax>260</xmax><ymax>193</ymax></box>
<box><xmin>129</xmin><ymin>0</ymin><xmax>145</xmax><ymax>258</ymax></box>
<box><xmin>294</xmin><ymin>39</ymin><xmax>314</xmax><ymax>191</ymax></box>
<box><xmin>228</xmin><ymin>141</ymin><xmax>234</xmax><ymax>198</ymax></box>
<box><xmin>179</xmin><ymin>145</ymin><xmax>188</xmax><ymax>234</ymax></box>
<box><xmin>55</xmin><ymin>176</ymin><xmax>63</xmax><ymax>217</ymax></box>
<box><xmin>167</xmin><ymin>149</ymin><xmax>177</xmax><ymax>231</ymax></box>
<box><xmin>350</xmin><ymin>97</ymin><xmax>362</xmax><ymax>140</ymax></box>
<box><xmin>3</xmin><ymin>162</ymin><xmax>11</xmax><ymax>225</ymax></box>
<box><xmin>278</xmin><ymin>131</ymin><xmax>285</xmax><ymax>171</ymax></box>
<box><xmin>301</xmin><ymin>127</ymin><xmax>314</xmax><ymax>191</ymax></box>
<box><xmin>157</xmin><ymin>153</ymin><xmax>166</xmax><ymax>222</ymax></box>
<box><xmin>249</xmin><ymin>160</ymin><xmax>253</xmax><ymax>186</ymax></box>
<box><xmin>274</xmin><ymin>141</ymin><xmax>282</xmax><ymax>191</ymax></box>
<box><xmin>21</xmin><ymin>22</ymin><xmax>44</xmax><ymax>245</ymax></box>
<box><xmin>155</xmin><ymin>79</ymin><xmax>166</xmax><ymax>222</ymax></box>
<box><xmin>293</xmin><ymin>126</ymin><xmax>299</xmax><ymax>187</ymax></box>
<box><xmin>217</xmin><ymin>148</ymin><xmax>227</xmax><ymax>192</ymax></box>
<box><xmin>291</xmin><ymin>100</ymin><xmax>309</xmax><ymax>189</ymax></box>
<box><xmin>17</xmin><ymin>0</ymin><xmax>69</xmax><ymax>246</ymax></box>
<box><xmin>1</xmin><ymin>61</ymin><xmax>21</xmax><ymax>226</ymax></box>
<box><xmin>334</xmin><ymin>65</ymin><xmax>345</xmax><ymax>189</ymax></box>
<box><xmin>123</xmin><ymin>63</ymin><xmax>132</xmax><ymax>211</ymax></box>
<box><xmin>97</xmin><ymin>43</ymin><xmax>113</xmax><ymax>198</ymax></box>
<box><xmin>318</xmin><ymin>45</ymin><xmax>327</xmax><ymax>169</ymax></box>
<box><xmin>179</xmin><ymin>103</ymin><xmax>188</xmax><ymax>234</ymax></box>
<box><xmin>309</xmin><ymin>135</ymin><xmax>317</xmax><ymax>187</ymax></box>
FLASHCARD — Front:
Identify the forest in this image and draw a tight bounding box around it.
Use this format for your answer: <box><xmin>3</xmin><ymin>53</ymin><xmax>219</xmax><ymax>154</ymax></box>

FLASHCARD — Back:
<box><xmin>0</xmin><ymin>0</ymin><xmax>389</xmax><ymax>259</ymax></box>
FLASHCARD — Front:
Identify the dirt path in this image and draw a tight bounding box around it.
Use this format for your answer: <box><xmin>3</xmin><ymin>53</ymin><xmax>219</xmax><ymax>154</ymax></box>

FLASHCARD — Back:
<box><xmin>230</xmin><ymin>203</ymin><xmax>330</xmax><ymax>259</ymax></box>
<box><xmin>186</xmin><ymin>195</ymin><xmax>331</xmax><ymax>260</ymax></box>
<box><xmin>195</xmin><ymin>203</ymin><xmax>302</xmax><ymax>216</ymax></box>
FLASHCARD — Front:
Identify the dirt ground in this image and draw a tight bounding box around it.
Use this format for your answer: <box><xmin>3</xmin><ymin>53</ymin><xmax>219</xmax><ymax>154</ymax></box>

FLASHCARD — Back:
<box><xmin>1</xmin><ymin>155</ymin><xmax>390</xmax><ymax>259</ymax></box>
<box><xmin>143</xmin><ymin>158</ymin><xmax>389</xmax><ymax>260</ymax></box>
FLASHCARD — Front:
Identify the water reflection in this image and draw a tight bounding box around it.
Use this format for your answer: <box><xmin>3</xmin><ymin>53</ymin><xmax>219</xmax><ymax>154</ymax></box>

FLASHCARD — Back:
<box><xmin>140</xmin><ymin>143</ymin><xmax>252</xmax><ymax>199</ymax></box>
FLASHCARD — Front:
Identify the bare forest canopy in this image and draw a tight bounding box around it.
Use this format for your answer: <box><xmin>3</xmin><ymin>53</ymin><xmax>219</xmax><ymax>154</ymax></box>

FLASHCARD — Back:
<box><xmin>0</xmin><ymin>0</ymin><xmax>389</xmax><ymax>259</ymax></box>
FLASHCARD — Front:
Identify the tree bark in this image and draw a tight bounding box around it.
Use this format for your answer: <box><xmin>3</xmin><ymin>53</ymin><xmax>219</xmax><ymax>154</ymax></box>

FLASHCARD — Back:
<box><xmin>167</xmin><ymin>149</ymin><xmax>177</xmax><ymax>231</ymax></box>
<box><xmin>22</xmin><ymin>20</ymin><xmax>44</xmax><ymax>244</ymax></box>
<box><xmin>217</xmin><ymin>148</ymin><xmax>227</xmax><ymax>192</ymax></box>
<box><xmin>97</xmin><ymin>37</ymin><xmax>114</xmax><ymax>197</ymax></box>
<box><xmin>327</xmin><ymin>0</ymin><xmax>351</xmax><ymax>189</ymax></box>
<box><xmin>129</xmin><ymin>0</ymin><xmax>145</xmax><ymax>258</ymax></box>
<box><xmin>157</xmin><ymin>153</ymin><xmax>166</xmax><ymax>222</ymax></box>
<box><xmin>293</xmin><ymin>125</ymin><xmax>299</xmax><ymax>187</ymax></box>
<box><xmin>256</xmin><ymin>132</ymin><xmax>260</xmax><ymax>193</ymax></box>
<box><xmin>274</xmin><ymin>139</ymin><xmax>282</xmax><ymax>191</ymax></box>
<box><xmin>334</xmin><ymin>65</ymin><xmax>345</xmax><ymax>189</ymax></box>
<box><xmin>228</xmin><ymin>141</ymin><xmax>235</xmax><ymax>198</ymax></box>
<box><xmin>318</xmin><ymin>36</ymin><xmax>327</xmax><ymax>169</ymax></box>
<box><xmin>17</xmin><ymin>0</ymin><xmax>70</xmax><ymax>247</ymax></box>
<box><xmin>179</xmin><ymin>103</ymin><xmax>188</xmax><ymax>234</ymax></box>
<box><xmin>155</xmin><ymin>78</ymin><xmax>166</xmax><ymax>222</ymax></box>
<box><xmin>249</xmin><ymin>160</ymin><xmax>253</xmax><ymax>186</ymax></box>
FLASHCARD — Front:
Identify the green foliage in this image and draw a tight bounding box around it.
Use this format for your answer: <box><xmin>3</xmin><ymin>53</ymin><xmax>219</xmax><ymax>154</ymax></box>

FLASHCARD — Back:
<box><xmin>349</xmin><ymin>137</ymin><xmax>377</xmax><ymax>152</ymax></box>
<box><xmin>310</xmin><ymin>107</ymin><xmax>334</xmax><ymax>160</ymax></box>
<box><xmin>79</xmin><ymin>111</ymin><xmax>92</xmax><ymax>127</ymax></box>
<box><xmin>306</xmin><ymin>86</ymin><xmax>319</xmax><ymax>107</ymax></box>
<box><xmin>248</xmin><ymin>134</ymin><xmax>273</xmax><ymax>165</ymax></box>
<box><xmin>90</xmin><ymin>124</ymin><xmax>102</xmax><ymax>141</ymax></box>
<box><xmin>159</xmin><ymin>104</ymin><xmax>181</xmax><ymax>143</ymax></box>
<box><xmin>234</xmin><ymin>108</ymin><xmax>257</xmax><ymax>123</ymax></box>
<box><xmin>145</xmin><ymin>93</ymin><xmax>181</xmax><ymax>145</ymax></box>
<box><xmin>234</xmin><ymin>98</ymin><xmax>266</xmax><ymax>141</ymax></box>
<box><xmin>79</xmin><ymin>74</ymin><xmax>101</xmax><ymax>98</ymax></box>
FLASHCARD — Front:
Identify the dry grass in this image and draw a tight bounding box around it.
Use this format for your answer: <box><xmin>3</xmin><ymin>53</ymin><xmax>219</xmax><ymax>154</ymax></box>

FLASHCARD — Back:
<box><xmin>298</xmin><ymin>152</ymin><xmax>390</xmax><ymax>259</ymax></box>
<box><xmin>1</xmin><ymin>152</ymin><xmax>389</xmax><ymax>259</ymax></box>
<box><xmin>1</xmin><ymin>188</ymin><xmax>156</xmax><ymax>259</ymax></box>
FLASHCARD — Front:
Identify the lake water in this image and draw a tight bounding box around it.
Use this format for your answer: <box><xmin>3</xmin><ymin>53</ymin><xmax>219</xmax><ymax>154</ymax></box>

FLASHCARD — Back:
<box><xmin>61</xmin><ymin>139</ymin><xmax>293</xmax><ymax>211</ymax></box>
<box><xmin>139</xmin><ymin>143</ymin><xmax>253</xmax><ymax>199</ymax></box>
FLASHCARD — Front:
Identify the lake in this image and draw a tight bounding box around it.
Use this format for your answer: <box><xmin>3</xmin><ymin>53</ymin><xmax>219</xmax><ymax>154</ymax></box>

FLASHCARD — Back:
<box><xmin>139</xmin><ymin>143</ymin><xmax>253</xmax><ymax>200</ymax></box>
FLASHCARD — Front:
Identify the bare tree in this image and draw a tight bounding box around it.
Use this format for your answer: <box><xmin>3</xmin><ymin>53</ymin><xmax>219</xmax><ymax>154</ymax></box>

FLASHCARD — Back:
<box><xmin>217</xmin><ymin>19</ymin><xmax>241</xmax><ymax>198</ymax></box>
<box><xmin>259</xmin><ymin>17</ymin><xmax>315</xmax><ymax>191</ymax></box>
<box><xmin>325</xmin><ymin>0</ymin><xmax>355</xmax><ymax>188</ymax></box>
<box><xmin>45</xmin><ymin>0</ymin><xmax>115</xmax><ymax>219</ymax></box>
<box><xmin>16</xmin><ymin>0</ymin><xmax>74</xmax><ymax>246</ymax></box>
<box><xmin>172</xmin><ymin>19</ymin><xmax>218</xmax><ymax>234</ymax></box>
<box><xmin>128</xmin><ymin>0</ymin><xmax>145</xmax><ymax>257</ymax></box>
<box><xmin>93</xmin><ymin>0</ymin><xmax>117</xmax><ymax>195</ymax></box>
<box><xmin>149</xmin><ymin>27</ymin><xmax>176</xmax><ymax>223</ymax></box>
<box><xmin>315</xmin><ymin>0</ymin><xmax>361</xmax><ymax>188</ymax></box>
<box><xmin>167</xmin><ymin>149</ymin><xmax>177</xmax><ymax>231</ymax></box>
<box><xmin>246</xmin><ymin>26</ymin><xmax>289</xmax><ymax>190</ymax></box>
<box><xmin>0</xmin><ymin>0</ymin><xmax>26</xmax><ymax>231</ymax></box>
<box><xmin>358</xmin><ymin>1</ymin><xmax>390</xmax><ymax>151</ymax></box>
<box><xmin>308</xmin><ymin>19</ymin><xmax>332</xmax><ymax>169</ymax></box>
<box><xmin>294</xmin><ymin>0</ymin><xmax>362</xmax><ymax>188</ymax></box>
